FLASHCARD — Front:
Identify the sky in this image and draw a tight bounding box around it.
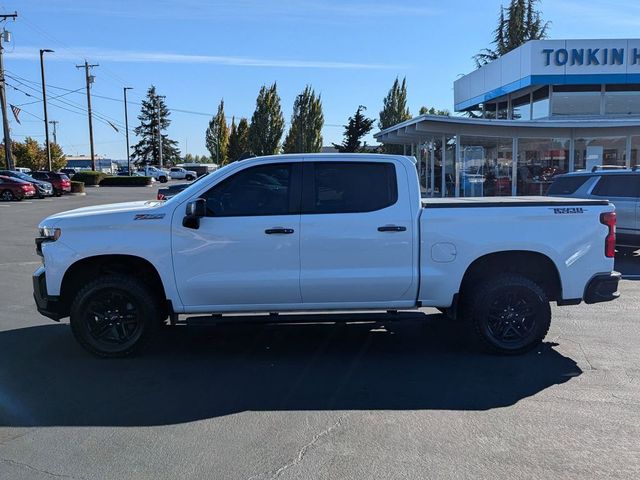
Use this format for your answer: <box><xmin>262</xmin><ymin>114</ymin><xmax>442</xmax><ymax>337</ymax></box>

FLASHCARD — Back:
<box><xmin>3</xmin><ymin>0</ymin><xmax>640</xmax><ymax>160</ymax></box>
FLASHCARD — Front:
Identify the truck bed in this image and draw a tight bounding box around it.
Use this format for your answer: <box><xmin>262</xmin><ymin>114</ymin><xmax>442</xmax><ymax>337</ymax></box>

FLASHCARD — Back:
<box><xmin>422</xmin><ymin>196</ymin><xmax>610</xmax><ymax>208</ymax></box>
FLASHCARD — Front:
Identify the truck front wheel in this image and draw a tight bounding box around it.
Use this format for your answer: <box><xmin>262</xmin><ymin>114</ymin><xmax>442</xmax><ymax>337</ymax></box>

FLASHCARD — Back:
<box><xmin>70</xmin><ymin>274</ymin><xmax>160</xmax><ymax>357</ymax></box>
<box><xmin>464</xmin><ymin>274</ymin><xmax>551</xmax><ymax>355</ymax></box>
<box><xmin>159</xmin><ymin>176</ymin><xmax>168</xmax><ymax>183</ymax></box>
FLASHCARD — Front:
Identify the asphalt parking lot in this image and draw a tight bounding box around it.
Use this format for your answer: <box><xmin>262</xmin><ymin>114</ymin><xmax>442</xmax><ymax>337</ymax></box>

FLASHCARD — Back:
<box><xmin>1</xmin><ymin>187</ymin><xmax>639</xmax><ymax>480</ymax></box>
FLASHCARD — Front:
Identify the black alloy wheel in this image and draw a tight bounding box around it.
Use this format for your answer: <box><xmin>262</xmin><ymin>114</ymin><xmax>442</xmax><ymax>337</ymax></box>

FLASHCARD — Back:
<box><xmin>70</xmin><ymin>274</ymin><xmax>160</xmax><ymax>357</ymax></box>
<box><xmin>466</xmin><ymin>274</ymin><xmax>551</xmax><ymax>354</ymax></box>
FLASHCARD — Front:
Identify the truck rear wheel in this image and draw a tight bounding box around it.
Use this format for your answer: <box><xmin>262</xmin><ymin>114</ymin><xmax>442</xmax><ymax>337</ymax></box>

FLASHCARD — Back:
<box><xmin>70</xmin><ymin>274</ymin><xmax>159</xmax><ymax>357</ymax></box>
<box><xmin>464</xmin><ymin>274</ymin><xmax>551</xmax><ymax>355</ymax></box>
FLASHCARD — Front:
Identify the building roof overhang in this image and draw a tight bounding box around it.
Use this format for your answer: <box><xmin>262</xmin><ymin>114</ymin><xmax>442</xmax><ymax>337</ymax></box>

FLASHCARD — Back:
<box><xmin>374</xmin><ymin>114</ymin><xmax>640</xmax><ymax>144</ymax></box>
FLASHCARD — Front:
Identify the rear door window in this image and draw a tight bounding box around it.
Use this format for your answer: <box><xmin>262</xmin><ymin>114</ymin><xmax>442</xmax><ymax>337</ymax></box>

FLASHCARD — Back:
<box><xmin>303</xmin><ymin>162</ymin><xmax>398</xmax><ymax>214</ymax></box>
<box><xmin>547</xmin><ymin>176</ymin><xmax>591</xmax><ymax>195</ymax></box>
<box><xmin>591</xmin><ymin>175</ymin><xmax>640</xmax><ymax>198</ymax></box>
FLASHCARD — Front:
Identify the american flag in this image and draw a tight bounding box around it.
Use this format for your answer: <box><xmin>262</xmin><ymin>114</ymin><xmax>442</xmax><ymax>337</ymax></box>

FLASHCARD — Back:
<box><xmin>10</xmin><ymin>104</ymin><xmax>21</xmax><ymax>125</ymax></box>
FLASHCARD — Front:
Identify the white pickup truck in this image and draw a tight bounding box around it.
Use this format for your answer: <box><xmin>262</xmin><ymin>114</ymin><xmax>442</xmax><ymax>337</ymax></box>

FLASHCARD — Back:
<box><xmin>136</xmin><ymin>165</ymin><xmax>168</xmax><ymax>183</ymax></box>
<box><xmin>33</xmin><ymin>154</ymin><xmax>620</xmax><ymax>357</ymax></box>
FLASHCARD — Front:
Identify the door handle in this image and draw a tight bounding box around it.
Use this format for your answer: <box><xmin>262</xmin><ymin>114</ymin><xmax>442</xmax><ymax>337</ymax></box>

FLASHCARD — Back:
<box><xmin>265</xmin><ymin>227</ymin><xmax>295</xmax><ymax>234</ymax></box>
<box><xmin>378</xmin><ymin>225</ymin><xmax>407</xmax><ymax>232</ymax></box>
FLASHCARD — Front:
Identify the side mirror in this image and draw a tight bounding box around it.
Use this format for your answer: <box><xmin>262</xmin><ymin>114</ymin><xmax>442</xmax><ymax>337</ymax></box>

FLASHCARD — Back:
<box><xmin>183</xmin><ymin>198</ymin><xmax>206</xmax><ymax>229</ymax></box>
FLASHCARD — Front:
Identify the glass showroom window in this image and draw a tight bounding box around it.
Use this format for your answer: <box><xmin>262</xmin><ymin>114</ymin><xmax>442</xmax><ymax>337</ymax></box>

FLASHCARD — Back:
<box><xmin>460</xmin><ymin>136</ymin><xmax>513</xmax><ymax>197</ymax></box>
<box><xmin>531</xmin><ymin>87</ymin><xmax>550</xmax><ymax>119</ymax></box>
<box><xmin>605</xmin><ymin>84</ymin><xmax>640</xmax><ymax>115</ymax></box>
<box><xmin>511</xmin><ymin>94</ymin><xmax>531</xmax><ymax>121</ymax></box>
<box><xmin>631</xmin><ymin>136</ymin><xmax>640</xmax><ymax>168</ymax></box>
<box><xmin>517</xmin><ymin>138</ymin><xmax>570</xmax><ymax>195</ymax></box>
<box><xmin>574</xmin><ymin>137</ymin><xmax>627</xmax><ymax>170</ymax></box>
<box><xmin>552</xmin><ymin>85</ymin><xmax>601</xmax><ymax>116</ymax></box>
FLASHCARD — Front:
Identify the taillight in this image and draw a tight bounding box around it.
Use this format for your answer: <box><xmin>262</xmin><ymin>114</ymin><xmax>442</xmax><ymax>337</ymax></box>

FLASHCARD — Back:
<box><xmin>600</xmin><ymin>211</ymin><xmax>616</xmax><ymax>258</ymax></box>
<box><xmin>157</xmin><ymin>193</ymin><xmax>165</xmax><ymax>200</ymax></box>
<box><xmin>21</xmin><ymin>184</ymin><xmax>31</xmax><ymax>191</ymax></box>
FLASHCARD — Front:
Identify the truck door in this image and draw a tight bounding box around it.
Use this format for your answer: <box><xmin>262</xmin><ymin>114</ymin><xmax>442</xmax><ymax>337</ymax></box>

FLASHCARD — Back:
<box><xmin>172</xmin><ymin>162</ymin><xmax>302</xmax><ymax>309</ymax></box>
<box><xmin>299</xmin><ymin>160</ymin><xmax>416</xmax><ymax>306</ymax></box>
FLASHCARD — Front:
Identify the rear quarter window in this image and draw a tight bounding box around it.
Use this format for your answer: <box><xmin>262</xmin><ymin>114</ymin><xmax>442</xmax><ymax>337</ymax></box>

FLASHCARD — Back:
<box><xmin>547</xmin><ymin>175</ymin><xmax>590</xmax><ymax>195</ymax></box>
<box><xmin>591</xmin><ymin>175</ymin><xmax>640</xmax><ymax>198</ymax></box>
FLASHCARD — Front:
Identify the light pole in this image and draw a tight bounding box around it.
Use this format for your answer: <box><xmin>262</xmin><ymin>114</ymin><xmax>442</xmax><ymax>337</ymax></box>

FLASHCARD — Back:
<box><xmin>123</xmin><ymin>87</ymin><xmax>132</xmax><ymax>174</ymax></box>
<box><xmin>40</xmin><ymin>48</ymin><xmax>54</xmax><ymax>170</ymax></box>
<box><xmin>156</xmin><ymin>95</ymin><xmax>166</xmax><ymax>169</ymax></box>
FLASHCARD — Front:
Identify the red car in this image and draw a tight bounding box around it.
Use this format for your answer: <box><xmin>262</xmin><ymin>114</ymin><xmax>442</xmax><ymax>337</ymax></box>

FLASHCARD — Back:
<box><xmin>0</xmin><ymin>175</ymin><xmax>37</xmax><ymax>201</ymax></box>
<box><xmin>30</xmin><ymin>171</ymin><xmax>71</xmax><ymax>196</ymax></box>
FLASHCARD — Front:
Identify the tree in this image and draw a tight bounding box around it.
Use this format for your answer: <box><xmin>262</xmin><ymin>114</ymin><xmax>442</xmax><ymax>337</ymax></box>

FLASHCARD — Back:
<box><xmin>12</xmin><ymin>137</ymin><xmax>44</xmax><ymax>171</ymax></box>
<box><xmin>379</xmin><ymin>77</ymin><xmax>411</xmax><ymax>154</ymax></box>
<box><xmin>419</xmin><ymin>106</ymin><xmax>451</xmax><ymax>116</ymax></box>
<box><xmin>205</xmin><ymin>99</ymin><xmax>229</xmax><ymax>165</ymax></box>
<box><xmin>228</xmin><ymin>117</ymin><xmax>250</xmax><ymax>162</ymax></box>
<box><xmin>474</xmin><ymin>0</ymin><xmax>549</xmax><ymax>67</ymax></box>
<box><xmin>332</xmin><ymin>105</ymin><xmax>374</xmax><ymax>153</ymax></box>
<box><xmin>49</xmin><ymin>142</ymin><xmax>66</xmax><ymax>171</ymax></box>
<box><xmin>248</xmin><ymin>83</ymin><xmax>285</xmax><ymax>156</ymax></box>
<box><xmin>131</xmin><ymin>85</ymin><xmax>180</xmax><ymax>166</ymax></box>
<box><xmin>283</xmin><ymin>86</ymin><xmax>324</xmax><ymax>153</ymax></box>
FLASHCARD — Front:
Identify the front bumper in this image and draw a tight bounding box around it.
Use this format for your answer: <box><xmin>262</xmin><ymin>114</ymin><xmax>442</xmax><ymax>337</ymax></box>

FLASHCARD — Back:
<box><xmin>32</xmin><ymin>266</ymin><xmax>64</xmax><ymax>321</ymax></box>
<box><xmin>584</xmin><ymin>271</ymin><xmax>621</xmax><ymax>304</ymax></box>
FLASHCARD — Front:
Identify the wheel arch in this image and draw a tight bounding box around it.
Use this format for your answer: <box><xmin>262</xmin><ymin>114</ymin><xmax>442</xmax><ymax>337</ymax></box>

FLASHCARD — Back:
<box><xmin>459</xmin><ymin>250</ymin><xmax>562</xmax><ymax>302</ymax></box>
<box><xmin>60</xmin><ymin>254</ymin><xmax>168</xmax><ymax>318</ymax></box>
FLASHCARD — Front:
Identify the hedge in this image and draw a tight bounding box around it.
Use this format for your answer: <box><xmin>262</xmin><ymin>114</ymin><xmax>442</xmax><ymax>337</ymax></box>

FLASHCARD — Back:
<box><xmin>70</xmin><ymin>181</ymin><xmax>85</xmax><ymax>193</ymax></box>
<box><xmin>99</xmin><ymin>176</ymin><xmax>152</xmax><ymax>186</ymax></box>
<box><xmin>72</xmin><ymin>171</ymin><xmax>106</xmax><ymax>186</ymax></box>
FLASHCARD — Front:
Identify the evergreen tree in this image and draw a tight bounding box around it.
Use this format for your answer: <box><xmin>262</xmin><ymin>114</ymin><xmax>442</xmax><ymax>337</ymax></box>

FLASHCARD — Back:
<box><xmin>131</xmin><ymin>85</ymin><xmax>180</xmax><ymax>165</ymax></box>
<box><xmin>283</xmin><ymin>86</ymin><xmax>324</xmax><ymax>153</ymax></box>
<box><xmin>379</xmin><ymin>77</ymin><xmax>411</xmax><ymax>154</ymax></box>
<box><xmin>227</xmin><ymin>117</ymin><xmax>251</xmax><ymax>162</ymax></box>
<box><xmin>227</xmin><ymin>117</ymin><xmax>239</xmax><ymax>162</ymax></box>
<box><xmin>248</xmin><ymin>83</ymin><xmax>285</xmax><ymax>156</ymax></box>
<box><xmin>419</xmin><ymin>106</ymin><xmax>451</xmax><ymax>116</ymax></box>
<box><xmin>332</xmin><ymin>105</ymin><xmax>374</xmax><ymax>153</ymax></box>
<box><xmin>474</xmin><ymin>0</ymin><xmax>549</xmax><ymax>67</ymax></box>
<box><xmin>205</xmin><ymin>99</ymin><xmax>229</xmax><ymax>165</ymax></box>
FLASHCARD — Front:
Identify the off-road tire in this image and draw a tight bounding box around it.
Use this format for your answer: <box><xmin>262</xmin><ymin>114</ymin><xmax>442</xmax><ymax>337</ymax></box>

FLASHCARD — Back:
<box><xmin>463</xmin><ymin>274</ymin><xmax>551</xmax><ymax>355</ymax></box>
<box><xmin>70</xmin><ymin>274</ymin><xmax>160</xmax><ymax>357</ymax></box>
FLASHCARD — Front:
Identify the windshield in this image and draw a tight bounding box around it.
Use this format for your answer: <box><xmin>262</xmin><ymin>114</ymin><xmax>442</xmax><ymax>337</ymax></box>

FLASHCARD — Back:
<box><xmin>165</xmin><ymin>164</ymin><xmax>235</xmax><ymax>204</ymax></box>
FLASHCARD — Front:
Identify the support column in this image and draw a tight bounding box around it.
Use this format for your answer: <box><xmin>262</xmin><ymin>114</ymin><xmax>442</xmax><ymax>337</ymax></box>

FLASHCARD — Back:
<box><xmin>430</xmin><ymin>144</ymin><xmax>435</xmax><ymax>197</ymax></box>
<box><xmin>569</xmin><ymin>134</ymin><xmax>575</xmax><ymax>172</ymax></box>
<box><xmin>441</xmin><ymin>134</ymin><xmax>446</xmax><ymax>197</ymax></box>
<box><xmin>455</xmin><ymin>135</ymin><xmax>461</xmax><ymax>197</ymax></box>
<box><xmin>512</xmin><ymin>137</ymin><xmax>518</xmax><ymax>196</ymax></box>
<box><xmin>626</xmin><ymin>135</ymin><xmax>632</xmax><ymax>168</ymax></box>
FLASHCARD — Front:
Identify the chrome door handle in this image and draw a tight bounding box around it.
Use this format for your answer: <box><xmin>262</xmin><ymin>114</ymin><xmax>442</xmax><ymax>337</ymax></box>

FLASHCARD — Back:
<box><xmin>265</xmin><ymin>228</ymin><xmax>295</xmax><ymax>234</ymax></box>
<box><xmin>378</xmin><ymin>225</ymin><xmax>407</xmax><ymax>232</ymax></box>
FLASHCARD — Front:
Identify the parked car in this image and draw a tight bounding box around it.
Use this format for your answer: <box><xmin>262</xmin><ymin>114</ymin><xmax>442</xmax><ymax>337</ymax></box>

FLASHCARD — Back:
<box><xmin>137</xmin><ymin>165</ymin><xmax>168</xmax><ymax>183</ymax></box>
<box><xmin>30</xmin><ymin>171</ymin><xmax>71</xmax><ymax>196</ymax></box>
<box><xmin>169</xmin><ymin>167</ymin><xmax>197</xmax><ymax>181</ymax></box>
<box><xmin>0</xmin><ymin>170</ymin><xmax>53</xmax><ymax>198</ymax></box>
<box><xmin>60</xmin><ymin>168</ymin><xmax>78</xmax><ymax>177</ymax></box>
<box><xmin>548</xmin><ymin>168</ymin><xmax>640</xmax><ymax>252</ymax></box>
<box><xmin>33</xmin><ymin>154</ymin><xmax>619</xmax><ymax>357</ymax></box>
<box><xmin>13</xmin><ymin>167</ymin><xmax>32</xmax><ymax>174</ymax></box>
<box><xmin>0</xmin><ymin>175</ymin><xmax>36</xmax><ymax>200</ymax></box>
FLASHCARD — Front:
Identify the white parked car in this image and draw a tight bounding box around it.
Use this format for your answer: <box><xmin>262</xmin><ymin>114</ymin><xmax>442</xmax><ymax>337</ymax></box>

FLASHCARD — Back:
<box><xmin>169</xmin><ymin>167</ymin><xmax>197</xmax><ymax>181</ymax></box>
<box><xmin>33</xmin><ymin>154</ymin><xmax>620</xmax><ymax>357</ymax></box>
<box><xmin>137</xmin><ymin>166</ymin><xmax>168</xmax><ymax>183</ymax></box>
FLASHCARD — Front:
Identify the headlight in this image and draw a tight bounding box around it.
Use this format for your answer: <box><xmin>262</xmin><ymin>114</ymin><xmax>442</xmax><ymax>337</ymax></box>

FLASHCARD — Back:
<box><xmin>39</xmin><ymin>226</ymin><xmax>61</xmax><ymax>241</ymax></box>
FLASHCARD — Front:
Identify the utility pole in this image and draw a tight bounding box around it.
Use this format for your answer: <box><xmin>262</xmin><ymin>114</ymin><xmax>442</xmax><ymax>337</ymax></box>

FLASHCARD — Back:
<box><xmin>156</xmin><ymin>95</ymin><xmax>165</xmax><ymax>168</ymax></box>
<box><xmin>123</xmin><ymin>87</ymin><xmax>132</xmax><ymax>174</ymax></box>
<box><xmin>0</xmin><ymin>12</ymin><xmax>17</xmax><ymax>170</ymax></box>
<box><xmin>40</xmin><ymin>48</ymin><xmax>54</xmax><ymax>170</ymax></box>
<box><xmin>49</xmin><ymin>120</ymin><xmax>58</xmax><ymax>145</ymax></box>
<box><xmin>76</xmin><ymin>61</ymin><xmax>98</xmax><ymax>170</ymax></box>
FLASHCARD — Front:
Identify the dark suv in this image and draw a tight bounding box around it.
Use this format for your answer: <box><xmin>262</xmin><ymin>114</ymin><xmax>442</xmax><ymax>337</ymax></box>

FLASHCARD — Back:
<box><xmin>30</xmin><ymin>171</ymin><xmax>71</xmax><ymax>196</ymax></box>
<box><xmin>548</xmin><ymin>168</ymin><xmax>640</xmax><ymax>252</ymax></box>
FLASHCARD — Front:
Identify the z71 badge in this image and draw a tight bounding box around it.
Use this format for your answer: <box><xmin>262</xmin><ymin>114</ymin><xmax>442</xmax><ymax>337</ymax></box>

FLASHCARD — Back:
<box><xmin>551</xmin><ymin>207</ymin><xmax>585</xmax><ymax>214</ymax></box>
<box><xmin>134</xmin><ymin>213</ymin><xmax>166</xmax><ymax>220</ymax></box>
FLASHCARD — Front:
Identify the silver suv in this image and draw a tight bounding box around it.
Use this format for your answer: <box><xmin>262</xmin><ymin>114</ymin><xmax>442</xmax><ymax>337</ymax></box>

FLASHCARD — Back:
<box><xmin>548</xmin><ymin>167</ymin><xmax>640</xmax><ymax>252</ymax></box>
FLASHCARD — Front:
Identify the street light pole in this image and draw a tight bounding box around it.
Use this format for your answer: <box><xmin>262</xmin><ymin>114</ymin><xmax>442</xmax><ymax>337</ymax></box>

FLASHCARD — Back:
<box><xmin>49</xmin><ymin>120</ymin><xmax>58</xmax><ymax>145</ymax></box>
<box><xmin>0</xmin><ymin>12</ymin><xmax>18</xmax><ymax>170</ymax></box>
<box><xmin>76</xmin><ymin>61</ymin><xmax>98</xmax><ymax>171</ymax></box>
<box><xmin>123</xmin><ymin>87</ymin><xmax>132</xmax><ymax>174</ymax></box>
<box><xmin>40</xmin><ymin>48</ymin><xmax>54</xmax><ymax>170</ymax></box>
<box><xmin>156</xmin><ymin>95</ymin><xmax>165</xmax><ymax>169</ymax></box>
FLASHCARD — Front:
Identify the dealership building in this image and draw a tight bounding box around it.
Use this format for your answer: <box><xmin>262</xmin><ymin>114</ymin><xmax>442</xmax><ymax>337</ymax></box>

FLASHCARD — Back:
<box><xmin>375</xmin><ymin>39</ymin><xmax>640</xmax><ymax>197</ymax></box>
